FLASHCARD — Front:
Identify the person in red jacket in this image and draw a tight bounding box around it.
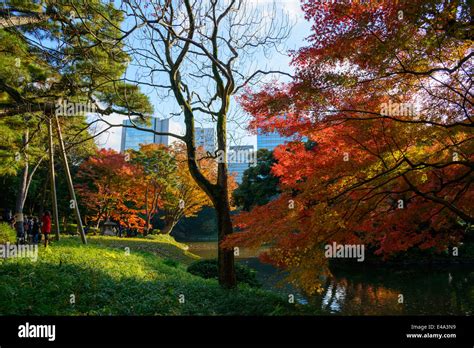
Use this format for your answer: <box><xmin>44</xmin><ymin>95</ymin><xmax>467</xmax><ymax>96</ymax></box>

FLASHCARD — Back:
<box><xmin>41</xmin><ymin>211</ymin><xmax>52</xmax><ymax>247</ymax></box>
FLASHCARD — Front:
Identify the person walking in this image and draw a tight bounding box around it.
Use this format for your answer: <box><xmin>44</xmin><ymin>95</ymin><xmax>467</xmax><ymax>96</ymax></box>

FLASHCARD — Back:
<box><xmin>41</xmin><ymin>211</ymin><xmax>52</xmax><ymax>247</ymax></box>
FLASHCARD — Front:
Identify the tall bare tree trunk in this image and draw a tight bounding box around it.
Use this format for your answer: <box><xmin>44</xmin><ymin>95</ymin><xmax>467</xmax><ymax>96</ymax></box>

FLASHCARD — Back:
<box><xmin>144</xmin><ymin>185</ymin><xmax>149</xmax><ymax>236</ymax></box>
<box><xmin>215</xmin><ymin>124</ymin><xmax>236</xmax><ymax>288</ymax></box>
<box><xmin>160</xmin><ymin>216</ymin><xmax>177</xmax><ymax>235</ymax></box>
<box><xmin>14</xmin><ymin>129</ymin><xmax>29</xmax><ymax>240</ymax></box>
<box><xmin>38</xmin><ymin>168</ymin><xmax>50</xmax><ymax>218</ymax></box>
<box><xmin>48</xmin><ymin>117</ymin><xmax>60</xmax><ymax>241</ymax></box>
<box><xmin>181</xmin><ymin>112</ymin><xmax>237</xmax><ymax>288</ymax></box>
<box><xmin>215</xmin><ymin>194</ymin><xmax>236</xmax><ymax>288</ymax></box>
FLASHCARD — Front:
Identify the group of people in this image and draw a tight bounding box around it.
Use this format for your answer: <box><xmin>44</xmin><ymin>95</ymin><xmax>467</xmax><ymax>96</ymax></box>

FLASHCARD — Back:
<box><xmin>2</xmin><ymin>210</ymin><xmax>52</xmax><ymax>247</ymax></box>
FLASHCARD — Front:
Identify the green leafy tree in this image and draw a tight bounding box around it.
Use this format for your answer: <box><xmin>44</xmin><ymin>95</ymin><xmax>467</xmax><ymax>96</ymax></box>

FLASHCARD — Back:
<box><xmin>0</xmin><ymin>0</ymin><xmax>152</xmax><ymax>238</ymax></box>
<box><xmin>130</xmin><ymin>144</ymin><xmax>179</xmax><ymax>235</ymax></box>
<box><xmin>233</xmin><ymin>149</ymin><xmax>280</xmax><ymax>212</ymax></box>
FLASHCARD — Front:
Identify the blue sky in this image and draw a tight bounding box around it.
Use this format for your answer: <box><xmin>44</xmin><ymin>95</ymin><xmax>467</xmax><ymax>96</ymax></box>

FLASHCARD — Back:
<box><xmin>91</xmin><ymin>0</ymin><xmax>311</xmax><ymax>151</ymax></box>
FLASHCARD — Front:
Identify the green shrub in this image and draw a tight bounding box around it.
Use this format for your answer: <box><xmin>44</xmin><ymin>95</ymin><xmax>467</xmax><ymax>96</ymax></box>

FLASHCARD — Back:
<box><xmin>187</xmin><ymin>259</ymin><xmax>261</xmax><ymax>288</ymax></box>
<box><xmin>163</xmin><ymin>258</ymin><xmax>179</xmax><ymax>268</ymax></box>
<box><xmin>0</xmin><ymin>222</ymin><xmax>16</xmax><ymax>244</ymax></box>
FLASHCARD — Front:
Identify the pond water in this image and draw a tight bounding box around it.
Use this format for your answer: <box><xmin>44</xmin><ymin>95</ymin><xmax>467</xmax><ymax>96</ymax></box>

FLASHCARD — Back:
<box><xmin>187</xmin><ymin>242</ymin><xmax>474</xmax><ymax>315</ymax></box>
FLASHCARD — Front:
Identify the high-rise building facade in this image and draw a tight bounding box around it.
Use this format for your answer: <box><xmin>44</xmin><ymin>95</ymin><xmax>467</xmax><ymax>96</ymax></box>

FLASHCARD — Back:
<box><xmin>153</xmin><ymin>118</ymin><xmax>182</xmax><ymax>147</ymax></box>
<box><xmin>120</xmin><ymin>118</ymin><xmax>182</xmax><ymax>152</ymax></box>
<box><xmin>195</xmin><ymin>127</ymin><xmax>216</xmax><ymax>153</ymax></box>
<box><xmin>256</xmin><ymin>128</ymin><xmax>294</xmax><ymax>152</ymax></box>
<box><xmin>228</xmin><ymin>145</ymin><xmax>255</xmax><ymax>184</ymax></box>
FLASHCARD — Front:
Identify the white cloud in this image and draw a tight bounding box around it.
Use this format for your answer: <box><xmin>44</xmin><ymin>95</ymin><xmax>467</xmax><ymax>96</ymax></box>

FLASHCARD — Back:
<box><xmin>87</xmin><ymin>113</ymin><xmax>128</xmax><ymax>152</ymax></box>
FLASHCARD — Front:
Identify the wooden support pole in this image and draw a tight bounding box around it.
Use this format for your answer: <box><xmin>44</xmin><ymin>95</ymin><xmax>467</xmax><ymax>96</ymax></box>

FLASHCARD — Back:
<box><xmin>54</xmin><ymin>114</ymin><xmax>87</xmax><ymax>244</ymax></box>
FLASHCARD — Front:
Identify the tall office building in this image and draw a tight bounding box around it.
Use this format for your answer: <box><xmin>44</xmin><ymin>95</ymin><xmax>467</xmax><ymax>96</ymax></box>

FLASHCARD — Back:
<box><xmin>120</xmin><ymin>118</ymin><xmax>182</xmax><ymax>152</ymax></box>
<box><xmin>195</xmin><ymin>127</ymin><xmax>216</xmax><ymax>153</ymax></box>
<box><xmin>228</xmin><ymin>145</ymin><xmax>255</xmax><ymax>184</ymax></box>
<box><xmin>256</xmin><ymin>128</ymin><xmax>294</xmax><ymax>152</ymax></box>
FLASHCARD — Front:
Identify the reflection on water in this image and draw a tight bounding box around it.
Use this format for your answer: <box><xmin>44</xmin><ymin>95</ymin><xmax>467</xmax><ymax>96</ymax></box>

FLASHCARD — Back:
<box><xmin>317</xmin><ymin>269</ymin><xmax>474</xmax><ymax>315</ymax></box>
<box><xmin>318</xmin><ymin>277</ymin><xmax>403</xmax><ymax>315</ymax></box>
<box><xmin>187</xmin><ymin>242</ymin><xmax>474</xmax><ymax>315</ymax></box>
<box><xmin>322</xmin><ymin>282</ymin><xmax>347</xmax><ymax>312</ymax></box>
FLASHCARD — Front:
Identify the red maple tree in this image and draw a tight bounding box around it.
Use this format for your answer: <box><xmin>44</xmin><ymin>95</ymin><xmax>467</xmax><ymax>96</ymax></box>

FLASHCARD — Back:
<box><xmin>224</xmin><ymin>0</ymin><xmax>473</xmax><ymax>293</ymax></box>
<box><xmin>76</xmin><ymin>148</ymin><xmax>145</xmax><ymax>231</ymax></box>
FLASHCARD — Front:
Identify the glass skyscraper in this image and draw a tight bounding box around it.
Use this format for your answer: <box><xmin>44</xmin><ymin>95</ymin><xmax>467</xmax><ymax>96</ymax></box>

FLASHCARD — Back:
<box><xmin>120</xmin><ymin>118</ymin><xmax>182</xmax><ymax>152</ymax></box>
<box><xmin>256</xmin><ymin>128</ymin><xmax>294</xmax><ymax>152</ymax></box>
<box><xmin>120</xmin><ymin>119</ymin><xmax>217</xmax><ymax>155</ymax></box>
<box><xmin>195</xmin><ymin>127</ymin><xmax>216</xmax><ymax>153</ymax></box>
<box><xmin>120</xmin><ymin>119</ymin><xmax>155</xmax><ymax>151</ymax></box>
<box><xmin>228</xmin><ymin>145</ymin><xmax>255</xmax><ymax>184</ymax></box>
<box><xmin>227</xmin><ymin>125</ymin><xmax>296</xmax><ymax>184</ymax></box>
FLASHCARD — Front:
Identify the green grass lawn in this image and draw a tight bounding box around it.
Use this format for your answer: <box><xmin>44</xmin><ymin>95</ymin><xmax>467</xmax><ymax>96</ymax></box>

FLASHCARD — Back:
<box><xmin>87</xmin><ymin>234</ymin><xmax>200</xmax><ymax>265</ymax></box>
<box><xmin>0</xmin><ymin>236</ymin><xmax>302</xmax><ymax>315</ymax></box>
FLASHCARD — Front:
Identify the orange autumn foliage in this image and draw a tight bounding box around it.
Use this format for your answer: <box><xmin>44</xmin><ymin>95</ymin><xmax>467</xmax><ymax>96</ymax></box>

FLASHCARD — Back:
<box><xmin>223</xmin><ymin>0</ymin><xmax>473</xmax><ymax>294</ymax></box>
